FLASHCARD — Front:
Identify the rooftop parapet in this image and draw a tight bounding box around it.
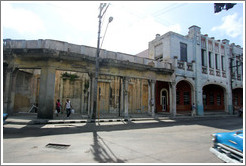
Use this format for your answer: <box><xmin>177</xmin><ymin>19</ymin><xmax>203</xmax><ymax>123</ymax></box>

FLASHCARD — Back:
<box><xmin>3</xmin><ymin>39</ymin><xmax>173</xmax><ymax>70</ymax></box>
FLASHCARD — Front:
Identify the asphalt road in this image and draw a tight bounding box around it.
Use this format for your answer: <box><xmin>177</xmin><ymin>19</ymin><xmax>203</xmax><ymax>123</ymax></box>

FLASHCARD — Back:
<box><xmin>2</xmin><ymin>116</ymin><xmax>243</xmax><ymax>164</ymax></box>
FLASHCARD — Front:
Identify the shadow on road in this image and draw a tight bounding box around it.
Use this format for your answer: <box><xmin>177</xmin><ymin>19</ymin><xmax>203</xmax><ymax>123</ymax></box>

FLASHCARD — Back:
<box><xmin>3</xmin><ymin>117</ymin><xmax>243</xmax><ymax>139</ymax></box>
<box><xmin>90</xmin><ymin>122</ymin><xmax>127</xmax><ymax>163</ymax></box>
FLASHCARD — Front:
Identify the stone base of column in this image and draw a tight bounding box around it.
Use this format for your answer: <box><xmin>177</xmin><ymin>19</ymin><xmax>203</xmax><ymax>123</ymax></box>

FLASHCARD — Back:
<box><xmin>197</xmin><ymin>105</ymin><xmax>204</xmax><ymax>116</ymax></box>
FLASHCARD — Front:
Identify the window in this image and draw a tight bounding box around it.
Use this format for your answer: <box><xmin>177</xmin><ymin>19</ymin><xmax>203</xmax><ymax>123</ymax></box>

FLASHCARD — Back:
<box><xmin>209</xmin><ymin>93</ymin><xmax>214</xmax><ymax>105</ymax></box>
<box><xmin>234</xmin><ymin>95</ymin><xmax>238</xmax><ymax>106</ymax></box>
<box><xmin>176</xmin><ymin>91</ymin><xmax>180</xmax><ymax>104</ymax></box>
<box><xmin>201</xmin><ymin>49</ymin><xmax>206</xmax><ymax>66</ymax></box>
<box><xmin>217</xmin><ymin>94</ymin><xmax>221</xmax><ymax>105</ymax></box>
<box><xmin>180</xmin><ymin>42</ymin><xmax>187</xmax><ymax>62</ymax></box>
<box><xmin>221</xmin><ymin>56</ymin><xmax>225</xmax><ymax>71</ymax></box>
<box><xmin>237</xmin><ymin>61</ymin><xmax>241</xmax><ymax>75</ymax></box>
<box><xmin>209</xmin><ymin>52</ymin><xmax>213</xmax><ymax>68</ymax></box>
<box><xmin>184</xmin><ymin>92</ymin><xmax>190</xmax><ymax>105</ymax></box>
<box><xmin>215</xmin><ymin>54</ymin><xmax>219</xmax><ymax>69</ymax></box>
<box><xmin>203</xmin><ymin>94</ymin><xmax>207</xmax><ymax>106</ymax></box>
<box><xmin>231</xmin><ymin>59</ymin><xmax>235</xmax><ymax>73</ymax></box>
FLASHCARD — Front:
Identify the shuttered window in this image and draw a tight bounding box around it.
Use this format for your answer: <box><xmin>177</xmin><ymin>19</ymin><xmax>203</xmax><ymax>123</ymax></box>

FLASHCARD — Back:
<box><xmin>184</xmin><ymin>92</ymin><xmax>190</xmax><ymax>105</ymax></box>
<box><xmin>180</xmin><ymin>42</ymin><xmax>187</xmax><ymax>62</ymax></box>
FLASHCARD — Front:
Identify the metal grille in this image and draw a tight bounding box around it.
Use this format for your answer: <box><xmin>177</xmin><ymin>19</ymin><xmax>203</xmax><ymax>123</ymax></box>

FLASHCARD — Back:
<box><xmin>46</xmin><ymin>143</ymin><xmax>70</xmax><ymax>149</ymax></box>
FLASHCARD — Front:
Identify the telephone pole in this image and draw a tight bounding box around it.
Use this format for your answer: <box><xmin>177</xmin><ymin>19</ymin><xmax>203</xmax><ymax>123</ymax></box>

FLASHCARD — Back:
<box><xmin>92</xmin><ymin>3</ymin><xmax>110</xmax><ymax>119</ymax></box>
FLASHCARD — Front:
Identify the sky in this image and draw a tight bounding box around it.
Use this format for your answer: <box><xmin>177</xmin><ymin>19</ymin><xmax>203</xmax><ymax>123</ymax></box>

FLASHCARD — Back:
<box><xmin>1</xmin><ymin>1</ymin><xmax>245</xmax><ymax>55</ymax></box>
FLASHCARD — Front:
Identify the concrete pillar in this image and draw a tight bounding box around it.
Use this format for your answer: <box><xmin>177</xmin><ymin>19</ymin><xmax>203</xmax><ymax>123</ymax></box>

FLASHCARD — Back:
<box><xmin>88</xmin><ymin>74</ymin><xmax>95</xmax><ymax>118</ymax></box>
<box><xmin>123</xmin><ymin>77</ymin><xmax>129</xmax><ymax>119</ymax></box>
<box><xmin>3</xmin><ymin>68</ymin><xmax>18</xmax><ymax>114</ymax></box>
<box><xmin>120</xmin><ymin>77</ymin><xmax>124</xmax><ymax>116</ymax></box>
<box><xmin>225</xmin><ymin>87</ymin><xmax>233</xmax><ymax>114</ymax></box>
<box><xmin>38</xmin><ymin>67</ymin><xmax>56</xmax><ymax>119</ymax></box>
<box><xmin>148</xmin><ymin>80</ymin><xmax>151</xmax><ymax>115</ymax></box>
<box><xmin>140</xmin><ymin>79</ymin><xmax>143</xmax><ymax>112</ymax></box>
<box><xmin>151</xmin><ymin>80</ymin><xmax>156</xmax><ymax>117</ymax></box>
<box><xmin>170</xmin><ymin>82</ymin><xmax>176</xmax><ymax>117</ymax></box>
<box><xmin>8</xmin><ymin>70</ymin><xmax>18</xmax><ymax>114</ymax></box>
<box><xmin>196</xmin><ymin>89</ymin><xmax>204</xmax><ymax>116</ymax></box>
<box><xmin>59</xmin><ymin>77</ymin><xmax>64</xmax><ymax>112</ymax></box>
<box><xmin>3</xmin><ymin>68</ymin><xmax>12</xmax><ymax>113</ymax></box>
<box><xmin>81</xmin><ymin>77</ymin><xmax>85</xmax><ymax>114</ymax></box>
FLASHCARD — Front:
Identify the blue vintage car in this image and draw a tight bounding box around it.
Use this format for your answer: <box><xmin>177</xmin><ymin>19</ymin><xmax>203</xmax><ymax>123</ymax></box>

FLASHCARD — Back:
<box><xmin>210</xmin><ymin>130</ymin><xmax>243</xmax><ymax>163</ymax></box>
<box><xmin>3</xmin><ymin>113</ymin><xmax>8</xmax><ymax>124</ymax></box>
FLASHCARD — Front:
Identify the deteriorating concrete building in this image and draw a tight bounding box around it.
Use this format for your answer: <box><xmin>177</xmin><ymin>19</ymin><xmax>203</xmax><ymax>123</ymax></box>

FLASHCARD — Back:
<box><xmin>3</xmin><ymin>39</ymin><xmax>174</xmax><ymax>119</ymax></box>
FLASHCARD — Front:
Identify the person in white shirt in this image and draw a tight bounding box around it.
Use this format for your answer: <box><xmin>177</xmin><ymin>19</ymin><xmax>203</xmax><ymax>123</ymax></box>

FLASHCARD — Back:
<box><xmin>65</xmin><ymin>98</ymin><xmax>73</xmax><ymax>118</ymax></box>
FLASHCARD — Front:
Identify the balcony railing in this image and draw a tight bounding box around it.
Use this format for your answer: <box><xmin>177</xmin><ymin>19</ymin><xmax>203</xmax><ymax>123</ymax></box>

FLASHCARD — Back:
<box><xmin>187</xmin><ymin>63</ymin><xmax>193</xmax><ymax>71</ymax></box>
<box><xmin>209</xmin><ymin>68</ymin><xmax>214</xmax><ymax>75</ymax></box>
<box><xmin>222</xmin><ymin>71</ymin><xmax>226</xmax><ymax>78</ymax></box>
<box><xmin>216</xmin><ymin>70</ymin><xmax>220</xmax><ymax>77</ymax></box>
<box><xmin>177</xmin><ymin>61</ymin><xmax>185</xmax><ymax>70</ymax></box>
<box><xmin>202</xmin><ymin>66</ymin><xmax>207</xmax><ymax>74</ymax></box>
<box><xmin>237</xmin><ymin>74</ymin><xmax>241</xmax><ymax>81</ymax></box>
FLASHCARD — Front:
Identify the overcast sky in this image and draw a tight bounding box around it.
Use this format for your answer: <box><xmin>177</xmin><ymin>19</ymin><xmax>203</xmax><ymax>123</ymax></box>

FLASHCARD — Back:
<box><xmin>1</xmin><ymin>1</ymin><xmax>244</xmax><ymax>55</ymax></box>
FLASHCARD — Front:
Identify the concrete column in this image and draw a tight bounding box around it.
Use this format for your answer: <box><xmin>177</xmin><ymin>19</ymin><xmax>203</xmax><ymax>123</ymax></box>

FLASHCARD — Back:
<box><xmin>123</xmin><ymin>77</ymin><xmax>129</xmax><ymax>119</ymax></box>
<box><xmin>120</xmin><ymin>77</ymin><xmax>124</xmax><ymax>116</ymax></box>
<box><xmin>8</xmin><ymin>70</ymin><xmax>19</xmax><ymax>114</ymax></box>
<box><xmin>170</xmin><ymin>82</ymin><xmax>176</xmax><ymax>117</ymax></box>
<box><xmin>196</xmin><ymin>89</ymin><xmax>204</xmax><ymax>116</ymax></box>
<box><xmin>81</xmin><ymin>77</ymin><xmax>85</xmax><ymax>114</ymax></box>
<box><xmin>38</xmin><ymin>67</ymin><xmax>56</xmax><ymax>119</ymax></box>
<box><xmin>88</xmin><ymin>74</ymin><xmax>95</xmax><ymax>118</ymax></box>
<box><xmin>140</xmin><ymin>79</ymin><xmax>143</xmax><ymax>112</ymax></box>
<box><xmin>3</xmin><ymin>68</ymin><xmax>18</xmax><ymax>114</ymax></box>
<box><xmin>148</xmin><ymin>80</ymin><xmax>151</xmax><ymax>115</ymax></box>
<box><xmin>225</xmin><ymin>87</ymin><xmax>233</xmax><ymax>114</ymax></box>
<box><xmin>59</xmin><ymin>77</ymin><xmax>64</xmax><ymax>112</ymax></box>
<box><xmin>151</xmin><ymin>80</ymin><xmax>156</xmax><ymax>117</ymax></box>
<box><xmin>3</xmin><ymin>68</ymin><xmax>12</xmax><ymax>113</ymax></box>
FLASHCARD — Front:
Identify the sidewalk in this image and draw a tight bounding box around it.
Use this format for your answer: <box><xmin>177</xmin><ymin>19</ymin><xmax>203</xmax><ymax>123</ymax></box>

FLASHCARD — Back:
<box><xmin>4</xmin><ymin>111</ymin><xmax>238</xmax><ymax>125</ymax></box>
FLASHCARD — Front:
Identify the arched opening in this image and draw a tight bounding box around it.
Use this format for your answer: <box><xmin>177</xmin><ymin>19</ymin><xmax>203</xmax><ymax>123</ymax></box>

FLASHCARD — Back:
<box><xmin>156</xmin><ymin>81</ymin><xmax>170</xmax><ymax>112</ymax></box>
<box><xmin>202</xmin><ymin>84</ymin><xmax>225</xmax><ymax>112</ymax></box>
<box><xmin>160</xmin><ymin>89</ymin><xmax>168</xmax><ymax>112</ymax></box>
<box><xmin>176</xmin><ymin>80</ymin><xmax>192</xmax><ymax>113</ymax></box>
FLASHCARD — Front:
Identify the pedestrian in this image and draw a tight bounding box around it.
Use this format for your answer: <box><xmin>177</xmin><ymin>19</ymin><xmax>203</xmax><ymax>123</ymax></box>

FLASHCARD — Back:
<box><xmin>65</xmin><ymin>98</ymin><xmax>73</xmax><ymax>118</ymax></box>
<box><xmin>56</xmin><ymin>99</ymin><xmax>61</xmax><ymax>117</ymax></box>
<box><xmin>192</xmin><ymin>103</ymin><xmax>196</xmax><ymax>117</ymax></box>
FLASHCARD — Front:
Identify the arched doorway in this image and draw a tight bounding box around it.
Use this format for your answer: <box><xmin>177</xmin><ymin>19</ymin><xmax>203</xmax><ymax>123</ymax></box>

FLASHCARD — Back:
<box><xmin>176</xmin><ymin>80</ymin><xmax>192</xmax><ymax>113</ymax></box>
<box><xmin>160</xmin><ymin>89</ymin><xmax>168</xmax><ymax>112</ymax></box>
<box><xmin>156</xmin><ymin>81</ymin><xmax>170</xmax><ymax>112</ymax></box>
<box><xmin>202</xmin><ymin>84</ymin><xmax>225</xmax><ymax>112</ymax></box>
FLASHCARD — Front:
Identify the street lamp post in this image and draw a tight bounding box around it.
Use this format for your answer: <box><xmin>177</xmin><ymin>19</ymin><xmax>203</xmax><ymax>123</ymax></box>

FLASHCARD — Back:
<box><xmin>92</xmin><ymin>3</ymin><xmax>112</xmax><ymax>119</ymax></box>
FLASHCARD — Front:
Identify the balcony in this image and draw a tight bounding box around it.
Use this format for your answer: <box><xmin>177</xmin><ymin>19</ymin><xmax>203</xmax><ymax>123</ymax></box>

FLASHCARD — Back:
<box><xmin>222</xmin><ymin>71</ymin><xmax>226</xmax><ymax>78</ymax></box>
<box><xmin>209</xmin><ymin>68</ymin><xmax>214</xmax><ymax>75</ymax></box>
<box><xmin>216</xmin><ymin>70</ymin><xmax>220</xmax><ymax>77</ymax></box>
<box><xmin>237</xmin><ymin>74</ymin><xmax>241</xmax><ymax>81</ymax></box>
<box><xmin>187</xmin><ymin>63</ymin><xmax>193</xmax><ymax>71</ymax></box>
<box><xmin>176</xmin><ymin>61</ymin><xmax>194</xmax><ymax>71</ymax></box>
<box><xmin>177</xmin><ymin>61</ymin><xmax>185</xmax><ymax>70</ymax></box>
<box><xmin>202</xmin><ymin>66</ymin><xmax>207</xmax><ymax>74</ymax></box>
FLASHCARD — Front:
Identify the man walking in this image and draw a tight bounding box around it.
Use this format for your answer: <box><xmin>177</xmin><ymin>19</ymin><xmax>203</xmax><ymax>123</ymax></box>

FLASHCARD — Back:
<box><xmin>65</xmin><ymin>98</ymin><xmax>73</xmax><ymax>118</ymax></box>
